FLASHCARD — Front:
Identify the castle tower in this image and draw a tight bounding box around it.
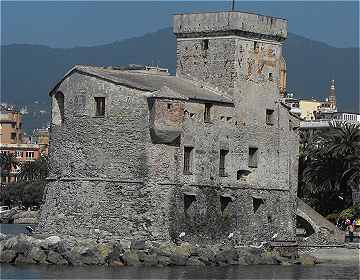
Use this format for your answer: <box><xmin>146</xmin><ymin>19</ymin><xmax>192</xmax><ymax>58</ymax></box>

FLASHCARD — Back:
<box><xmin>329</xmin><ymin>79</ymin><xmax>336</xmax><ymax>110</ymax></box>
<box><xmin>173</xmin><ymin>11</ymin><xmax>288</xmax><ymax>122</ymax></box>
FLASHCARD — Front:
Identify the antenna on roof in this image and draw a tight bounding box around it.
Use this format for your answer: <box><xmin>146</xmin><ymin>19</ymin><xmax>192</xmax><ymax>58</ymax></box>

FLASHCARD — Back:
<box><xmin>231</xmin><ymin>0</ymin><xmax>235</xmax><ymax>11</ymax></box>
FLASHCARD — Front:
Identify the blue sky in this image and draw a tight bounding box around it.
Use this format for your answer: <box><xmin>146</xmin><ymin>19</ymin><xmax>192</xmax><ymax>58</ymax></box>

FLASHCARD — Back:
<box><xmin>1</xmin><ymin>1</ymin><xmax>359</xmax><ymax>48</ymax></box>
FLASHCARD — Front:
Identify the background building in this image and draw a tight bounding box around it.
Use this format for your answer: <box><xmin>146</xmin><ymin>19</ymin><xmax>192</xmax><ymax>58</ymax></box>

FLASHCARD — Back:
<box><xmin>0</xmin><ymin>104</ymin><xmax>23</xmax><ymax>144</ymax></box>
<box><xmin>0</xmin><ymin>104</ymin><xmax>48</xmax><ymax>185</ymax></box>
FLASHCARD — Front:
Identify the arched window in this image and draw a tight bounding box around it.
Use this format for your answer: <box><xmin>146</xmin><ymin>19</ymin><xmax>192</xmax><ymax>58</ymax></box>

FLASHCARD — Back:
<box><xmin>52</xmin><ymin>91</ymin><xmax>64</xmax><ymax>125</ymax></box>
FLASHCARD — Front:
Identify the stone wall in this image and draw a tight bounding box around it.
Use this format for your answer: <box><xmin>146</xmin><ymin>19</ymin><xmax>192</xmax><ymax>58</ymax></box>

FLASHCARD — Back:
<box><xmin>176</xmin><ymin>37</ymin><xmax>236</xmax><ymax>93</ymax></box>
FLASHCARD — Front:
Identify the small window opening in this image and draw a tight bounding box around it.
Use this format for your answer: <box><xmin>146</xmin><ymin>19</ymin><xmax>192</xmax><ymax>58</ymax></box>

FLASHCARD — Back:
<box><xmin>268</xmin><ymin>73</ymin><xmax>273</xmax><ymax>81</ymax></box>
<box><xmin>253</xmin><ymin>197</ymin><xmax>264</xmax><ymax>213</ymax></box>
<box><xmin>190</xmin><ymin>113</ymin><xmax>195</xmax><ymax>118</ymax></box>
<box><xmin>254</xmin><ymin>41</ymin><xmax>258</xmax><ymax>51</ymax></box>
<box><xmin>237</xmin><ymin>169</ymin><xmax>251</xmax><ymax>180</ymax></box>
<box><xmin>183</xmin><ymin>147</ymin><xmax>193</xmax><ymax>174</ymax></box>
<box><xmin>220</xmin><ymin>116</ymin><xmax>225</xmax><ymax>120</ymax></box>
<box><xmin>202</xmin><ymin>39</ymin><xmax>209</xmax><ymax>50</ymax></box>
<box><xmin>266</xmin><ymin>109</ymin><xmax>274</xmax><ymax>125</ymax></box>
<box><xmin>11</xmin><ymin>133</ymin><xmax>16</xmax><ymax>140</ymax></box>
<box><xmin>95</xmin><ymin>97</ymin><xmax>105</xmax><ymax>116</ymax></box>
<box><xmin>220</xmin><ymin>195</ymin><xmax>234</xmax><ymax>212</ymax></box>
<box><xmin>167</xmin><ymin>103</ymin><xmax>172</xmax><ymax>110</ymax></box>
<box><xmin>184</xmin><ymin>192</ymin><xmax>196</xmax><ymax>211</ymax></box>
<box><xmin>227</xmin><ymin>117</ymin><xmax>232</xmax><ymax>121</ymax></box>
<box><xmin>219</xmin><ymin>149</ymin><xmax>228</xmax><ymax>177</ymax></box>
<box><xmin>248</xmin><ymin>147</ymin><xmax>258</xmax><ymax>168</ymax></box>
<box><xmin>204</xmin><ymin>104</ymin><xmax>212</xmax><ymax>123</ymax></box>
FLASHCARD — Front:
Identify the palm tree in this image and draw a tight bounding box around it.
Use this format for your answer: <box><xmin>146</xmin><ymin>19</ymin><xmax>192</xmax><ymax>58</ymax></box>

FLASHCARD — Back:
<box><xmin>17</xmin><ymin>156</ymin><xmax>48</xmax><ymax>182</ymax></box>
<box><xmin>0</xmin><ymin>153</ymin><xmax>18</xmax><ymax>183</ymax></box>
<box><xmin>301</xmin><ymin>121</ymin><xmax>360</xmax><ymax>215</ymax></box>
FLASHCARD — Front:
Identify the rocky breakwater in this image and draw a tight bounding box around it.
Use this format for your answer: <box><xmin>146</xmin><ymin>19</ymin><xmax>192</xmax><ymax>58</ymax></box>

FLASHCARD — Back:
<box><xmin>0</xmin><ymin>210</ymin><xmax>39</xmax><ymax>224</ymax></box>
<box><xmin>0</xmin><ymin>234</ymin><xmax>319</xmax><ymax>267</ymax></box>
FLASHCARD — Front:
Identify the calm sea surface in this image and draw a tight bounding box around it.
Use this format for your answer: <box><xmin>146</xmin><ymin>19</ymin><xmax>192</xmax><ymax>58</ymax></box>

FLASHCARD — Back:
<box><xmin>0</xmin><ymin>224</ymin><xmax>359</xmax><ymax>280</ymax></box>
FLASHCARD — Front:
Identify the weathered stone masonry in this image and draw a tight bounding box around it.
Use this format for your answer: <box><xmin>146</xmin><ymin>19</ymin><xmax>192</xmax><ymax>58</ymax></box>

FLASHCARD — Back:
<box><xmin>37</xmin><ymin>11</ymin><xmax>300</xmax><ymax>246</ymax></box>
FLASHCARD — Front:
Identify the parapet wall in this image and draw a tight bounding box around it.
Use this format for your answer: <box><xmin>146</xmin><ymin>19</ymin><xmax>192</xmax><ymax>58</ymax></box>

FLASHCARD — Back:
<box><xmin>173</xmin><ymin>11</ymin><xmax>287</xmax><ymax>40</ymax></box>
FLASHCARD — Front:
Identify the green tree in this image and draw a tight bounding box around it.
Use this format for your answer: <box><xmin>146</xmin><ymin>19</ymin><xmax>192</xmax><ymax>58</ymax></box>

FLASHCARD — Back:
<box><xmin>0</xmin><ymin>153</ymin><xmax>18</xmax><ymax>174</ymax></box>
<box><xmin>17</xmin><ymin>155</ymin><xmax>48</xmax><ymax>182</ymax></box>
<box><xmin>0</xmin><ymin>156</ymin><xmax>48</xmax><ymax>208</ymax></box>
<box><xmin>299</xmin><ymin>121</ymin><xmax>360</xmax><ymax>216</ymax></box>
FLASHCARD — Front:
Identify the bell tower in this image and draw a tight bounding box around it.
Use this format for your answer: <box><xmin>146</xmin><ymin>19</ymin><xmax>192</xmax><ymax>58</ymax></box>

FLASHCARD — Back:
<box><xmin>329</xmin><ymin>79</ymin><xmax>337</xmax><ymax>110</ymax></box>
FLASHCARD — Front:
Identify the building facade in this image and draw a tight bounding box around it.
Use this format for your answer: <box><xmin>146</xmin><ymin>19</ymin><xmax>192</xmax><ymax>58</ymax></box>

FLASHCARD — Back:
<box><xmin>0</xmin><ymin>105</ymin><xmax>23</xmax><ymax>144</ymax></box>
<box><xmin>38</xmin><ymin>12</ymin><xmax>300</xmax><ymax>246</ymax></box>
<box><xmin>0</xmin><ymin>144</ymin><xmax>40</xmax><ymax>184</ymax></box>
<box><xmin>32</xmin><ymin>128</ymin><xmax>49</xmax><ymax>156</ymax></box>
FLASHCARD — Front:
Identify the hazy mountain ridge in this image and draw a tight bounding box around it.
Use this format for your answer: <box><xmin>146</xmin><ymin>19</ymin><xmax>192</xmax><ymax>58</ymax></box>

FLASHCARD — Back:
<box><xmin>1</xmin><ymin>28</ymin><xmax>358</xmax><ymax>132</ymax></box>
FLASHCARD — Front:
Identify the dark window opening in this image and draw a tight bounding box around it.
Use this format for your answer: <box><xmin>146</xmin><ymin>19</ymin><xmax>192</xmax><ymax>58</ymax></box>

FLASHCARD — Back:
<box><xmin>11</xmin><ymin>133</ymin><xmax>16</xmax><ymax>140</ymax></box>
<box><xmin>167</xmin><ymin>103</ymin><xmax>172</xmax><ymax>110</ymax></box>
<box><xmin>237</xmin><ymin>169</ymin><xmax>251</xmax><ymax>180</ymax></box>
<box><xmin>266</xmin><ymin>109</ymin><xmax>274</xmax><ymax>125</ymax></box>
<box><xmin>202</xmin><ymin>39</ymin><xmax>209</xmax><ymax>50</ymax></box>
<box><xmin>204</xmin><ymin>103</ymin><xmax>212</xmax><ymax>123</ymax></box>
<box><xmin>11</xmin><ymin>123</ymin><xmax>15</xmax><ymax>128</ymax></box>
<box><xmin>184</xmin><ymin>193</ymin><xmax>196</xmax><ymax>211</ymax></box>
<box><xmin>95</xmin><ymin>97</ymin><xmax>105</xmax><ymax>116</ymax></box>
<box><xmin>183</xmin><ymin>147</ymin><xmax>193</xmax><ymax>174</ymax></box>
<box><xmin>254</xmin><ymin>41</ymin><xmax>258</xmax><ymax>51</ymax></box>
<box><xmin>268</xmin><ymin>73</ymin><xmax>273</xmax><ymax>81</ymax></box>
<box><xmin>248</xmin><ymin>147</ymin><xmax>258</xmax><ymax>168</ymax></box>
<box><xmin>220</xmin><ymin>195</ymin><xmax>233</xmax><ymax>212</ymax></box>
<box><xmin>219</xmin><ymin>149</ymin><xmax>228</xmax><ymax>177</ymax></box>
<box><xmin>253</xmin><ymin>197</ymin><xmax>264</xmax><ymax>213</ymax></box>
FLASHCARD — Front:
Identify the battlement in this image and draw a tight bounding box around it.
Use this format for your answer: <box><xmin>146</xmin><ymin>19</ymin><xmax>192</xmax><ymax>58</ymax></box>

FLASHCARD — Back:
<box><xmin>173</xmin><ymin>11</ymin><xmax>287</xmax><ymax>41</ymax></box>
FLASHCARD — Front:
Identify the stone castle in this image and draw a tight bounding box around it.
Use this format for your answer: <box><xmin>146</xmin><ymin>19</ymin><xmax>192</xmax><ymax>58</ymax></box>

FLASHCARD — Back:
<box><xmin>37</xmin><ymin>11</ymin><xmax>300</xmax><ymax>246</ymax></box>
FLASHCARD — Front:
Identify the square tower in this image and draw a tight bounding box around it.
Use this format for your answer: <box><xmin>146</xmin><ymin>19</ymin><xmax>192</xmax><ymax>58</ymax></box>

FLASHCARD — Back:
<box><xmin>174</xmin><ymin>11</ymin><xmax>288</xmax><ymax>124</ymax></box>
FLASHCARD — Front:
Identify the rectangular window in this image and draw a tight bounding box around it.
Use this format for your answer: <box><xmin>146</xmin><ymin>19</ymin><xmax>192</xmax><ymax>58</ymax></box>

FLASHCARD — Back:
<box><xmin>253</xmin><ymin>197</ymin><xmax>264</xmax><ymax>213</ymax></box>
<box><xmin>248</xmin><ymin>147</ymin><xmax>258</xmax><ymax>168</ymax></box>
<box><xmin>11</xmin><ymin>133</ymin><xmax>16</xmax><ymax>140</ymax></box>
<box><xmin>268</xmin><ymin>73</ymin><xmax>273</xmax><ymax>81</ymax></box>
<box><xmin>16</xmin><ymin>151</ymin><xmax>23</xmax><ymax>158</ymax></box>
<box><xmin>219</xmin><ymin>149</ymin><xmax>228</xmax><ymax>177</ymax></box>
<box><xmin>202</xmin><ymin>39</ymin><xmax>209</xmax><ymax>50</ymax></box>
<box><xmin>95</xmin><ymin>97</ymin><xmax>105</xmax><ymax>116</ymax></box>
<box><xmin>204</xmin><ymin>104</ymin><xmax>212</xmax><ymax>123</ymax></box>
<box><xmin>25</xmin><ymin>152</ymin><xmax>34</xmax><ymax>159</ymax></box>
<box><xmin>183</xmin><ymin>147</ymin><xmax>193</xmax><ymax>174</ymax></box>
<box><xmin>266</xmin><ymin>109</ymin><xmax>274</xmax><ymax>125</ymax></box>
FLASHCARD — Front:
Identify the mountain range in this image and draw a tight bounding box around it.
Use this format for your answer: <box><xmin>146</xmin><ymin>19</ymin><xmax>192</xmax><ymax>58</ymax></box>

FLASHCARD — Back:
<box><xmin>1</xmin><ymin>27</ymin><xmax>358</xmax><ymax>132</ymax></box>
